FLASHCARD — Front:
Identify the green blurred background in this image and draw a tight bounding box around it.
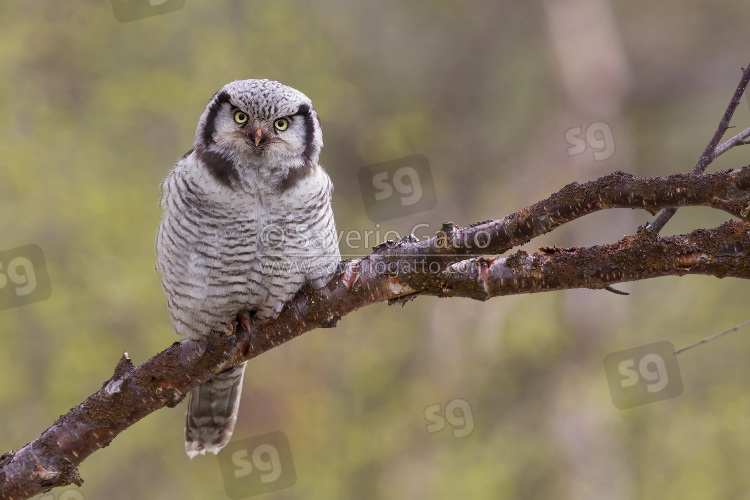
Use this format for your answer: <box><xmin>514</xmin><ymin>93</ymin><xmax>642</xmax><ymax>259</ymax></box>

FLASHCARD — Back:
<box><xmin>1</xmin><ymin>1</ymin><xmax>750</xmax><ymax>499</ymax></box>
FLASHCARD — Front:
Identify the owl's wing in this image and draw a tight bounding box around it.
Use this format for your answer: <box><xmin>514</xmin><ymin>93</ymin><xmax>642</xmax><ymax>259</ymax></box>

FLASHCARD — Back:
<box><xmin>302</xmin><ymin>165</ymin><xmax>341</xmax><ymax>289</ymax></box>
<box><xmin>156</xmin><ymin>159</ymin><xmax>213</xmax><ymax>338</ymax></box>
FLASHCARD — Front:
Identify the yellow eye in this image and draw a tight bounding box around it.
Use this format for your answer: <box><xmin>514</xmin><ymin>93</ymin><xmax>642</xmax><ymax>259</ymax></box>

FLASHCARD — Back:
<box><xmin>274</xmin><ymin>118</ymin><xmax>289</xmax><ymax>131</ymax></box>
<box><xmin>234</xmin><ymin>111</ymin><xmax>248</xmax><ymax>124</ymax></box>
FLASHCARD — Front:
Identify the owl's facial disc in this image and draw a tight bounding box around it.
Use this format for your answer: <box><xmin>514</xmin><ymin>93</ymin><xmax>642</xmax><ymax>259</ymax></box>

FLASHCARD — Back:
<box><xmin>193</xmin><ymin>80</ymin><xmax>323</xmax><ymax>188</ymax></box>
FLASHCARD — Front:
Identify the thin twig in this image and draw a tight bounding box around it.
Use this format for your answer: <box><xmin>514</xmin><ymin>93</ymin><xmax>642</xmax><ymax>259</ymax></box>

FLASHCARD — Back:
<box><xmin>674</xmin><ymin>319</ymin><xmax>750</xmax><ymax>355</ymax></box>
<box><xmin>709</xmin><ymin>125</ymin><xmax>750</xmax><ymax>159</ymax></box>
<box><xmin>648</xmin><ymin>63</ymin><xmax>750</xmax><ymax>233</ymax></box>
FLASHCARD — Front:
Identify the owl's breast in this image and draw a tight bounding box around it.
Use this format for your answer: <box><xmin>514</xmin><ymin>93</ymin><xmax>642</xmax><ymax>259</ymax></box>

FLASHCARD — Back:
<box><xmin>158</xmin><ymin>158</ymin><xmax>339</xmax><ymax>337</ymax></box>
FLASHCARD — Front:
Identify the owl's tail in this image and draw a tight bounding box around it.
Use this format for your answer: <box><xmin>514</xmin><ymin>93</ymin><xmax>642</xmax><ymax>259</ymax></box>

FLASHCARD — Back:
<box><xmin>185</xmin><ymin>362</ymin><xmax>246</xmax><ymax>458</ymax></box>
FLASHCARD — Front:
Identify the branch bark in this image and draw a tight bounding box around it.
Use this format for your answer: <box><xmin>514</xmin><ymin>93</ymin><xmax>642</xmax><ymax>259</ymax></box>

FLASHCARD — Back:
<box><xmin>3</xmin><ymin>166</ymin><xmax>750</xmax><ymax>499</ymax></box>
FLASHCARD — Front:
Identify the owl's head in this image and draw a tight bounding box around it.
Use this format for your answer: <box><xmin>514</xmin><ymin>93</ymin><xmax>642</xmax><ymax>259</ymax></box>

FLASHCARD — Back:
<box><xmin>193</xmin><ymin>79</ymin><xmax>323</xmax><ymax>188</ymax></box>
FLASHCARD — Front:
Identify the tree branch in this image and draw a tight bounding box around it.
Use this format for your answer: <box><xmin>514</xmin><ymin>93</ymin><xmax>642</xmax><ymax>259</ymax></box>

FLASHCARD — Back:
<box><xmin>4</xmin><ymin>166</ymin><xmax>750</xmax><ymax>499</ymax></box>
<box><xmin>442</xmin><ymin>221</ymin><xmax>750</xmax><ymax>298</ymax></box>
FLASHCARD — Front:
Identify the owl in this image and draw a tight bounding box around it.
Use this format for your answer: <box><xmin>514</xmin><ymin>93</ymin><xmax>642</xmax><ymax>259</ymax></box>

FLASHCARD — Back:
<box><xmin>156</xmin><ymin>79</ymin><xmax>340</xmax><ymax>458</ymax></box>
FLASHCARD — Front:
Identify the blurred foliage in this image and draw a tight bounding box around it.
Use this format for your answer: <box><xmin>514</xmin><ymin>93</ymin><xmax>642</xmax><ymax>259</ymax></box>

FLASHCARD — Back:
<box><xmin>1</xmin><ymin>1</ymin><xmax>750</xmax><ymax>499</ymax></box>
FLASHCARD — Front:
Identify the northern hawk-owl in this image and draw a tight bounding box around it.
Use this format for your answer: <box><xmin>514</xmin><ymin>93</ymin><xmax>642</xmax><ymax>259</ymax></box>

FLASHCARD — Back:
<box><xmin>156</xmin><ymin>79</ymin><xmax>340</xmax><ymax>457</ymax></box>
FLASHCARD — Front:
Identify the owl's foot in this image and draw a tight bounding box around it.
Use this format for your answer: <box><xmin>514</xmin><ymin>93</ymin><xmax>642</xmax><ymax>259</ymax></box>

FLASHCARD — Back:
<box><xmin>223</xmin><ymin>321</ymin><xmax>236</xmax><ymax>336</ymax></box>
<box><xmin>237</xmin><ymin>310</ymin><xmax>253</xmax><ymax>333</ymax></box>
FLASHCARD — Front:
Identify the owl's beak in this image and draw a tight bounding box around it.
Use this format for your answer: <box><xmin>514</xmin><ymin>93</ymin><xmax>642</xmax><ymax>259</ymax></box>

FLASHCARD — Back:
<box><xmin>250</xmin><ymin>127</ymin><xmax>264</xmax><ymax>147</ymax></box>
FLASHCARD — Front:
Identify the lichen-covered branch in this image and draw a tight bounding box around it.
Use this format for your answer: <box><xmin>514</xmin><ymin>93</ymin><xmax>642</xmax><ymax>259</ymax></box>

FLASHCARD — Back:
<box><xmin>373</xmin><ymin>166</ymin><xmax>750</xmax><ymax>291</ymax></box>
<box><xmin>3</xmin><ymin>167</ymin><xmax>750</xmax><ymax>500</ymax></box>
<box><xmin>440</xmin><ymin>221</ymin><xmax>750</xmax><ymax>299</ymax></box>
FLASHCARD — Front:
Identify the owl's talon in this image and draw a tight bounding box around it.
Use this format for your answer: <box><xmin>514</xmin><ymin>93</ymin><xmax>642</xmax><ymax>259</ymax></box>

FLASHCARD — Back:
<box><xmin>223</xmin><ymin>321</ymin><xmax>236</xmax><ymax>336</ymax></box>
<box><xmin>238</xmin><ymin>311</ymin><xmax>253</xmax><ymax>333</ymax></box>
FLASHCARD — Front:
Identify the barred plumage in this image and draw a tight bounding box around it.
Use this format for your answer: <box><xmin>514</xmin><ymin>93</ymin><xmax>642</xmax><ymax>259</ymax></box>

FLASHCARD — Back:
<box><xmin>156</xmin><ymin>80</ymin><xmax>340</xmax><ymax>458</ymax></box>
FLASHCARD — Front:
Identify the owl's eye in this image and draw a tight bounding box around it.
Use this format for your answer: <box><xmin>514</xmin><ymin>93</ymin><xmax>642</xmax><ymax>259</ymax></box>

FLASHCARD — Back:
<box><xmin>234</xmin><ymin>111</ymin><xmax>248</xmax><ymax>124</ymax></box>
<box><xmin>273</xmin><ymin>118</ymin><xmax>289</xmax><ymax>131</ymax></box>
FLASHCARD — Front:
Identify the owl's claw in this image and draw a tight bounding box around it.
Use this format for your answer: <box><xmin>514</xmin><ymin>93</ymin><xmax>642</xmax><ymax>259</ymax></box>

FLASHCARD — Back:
<box><xmin>223</xmin><ymin>321</ymin><xmax>236</xmax><ymax>336</ymax></box>
<box><xmin>238</xmin><ymin>311</ymin><xmax>253</xmax><ymax>333</ymax></box>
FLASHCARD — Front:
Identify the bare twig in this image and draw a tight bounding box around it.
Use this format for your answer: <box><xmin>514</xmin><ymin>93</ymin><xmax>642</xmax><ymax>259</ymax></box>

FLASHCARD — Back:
<box><xmin>674</xmin><ymin>319</ymin><xmax>750</xmax><ymax>355</ymax></box>
<box><xmin>648</xmin><ymin>63</ymin><xmax>750</xmax><ymax>233</ymax></box>
<box><xmin>4</xmin><ymin>167</ymin><xmax>750</xmax><ymax>499</ymax></box>
<box><xmin>710</xmin><ymin>125</ymin><xmax>750</xmax><ymax>159</ymax></box>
